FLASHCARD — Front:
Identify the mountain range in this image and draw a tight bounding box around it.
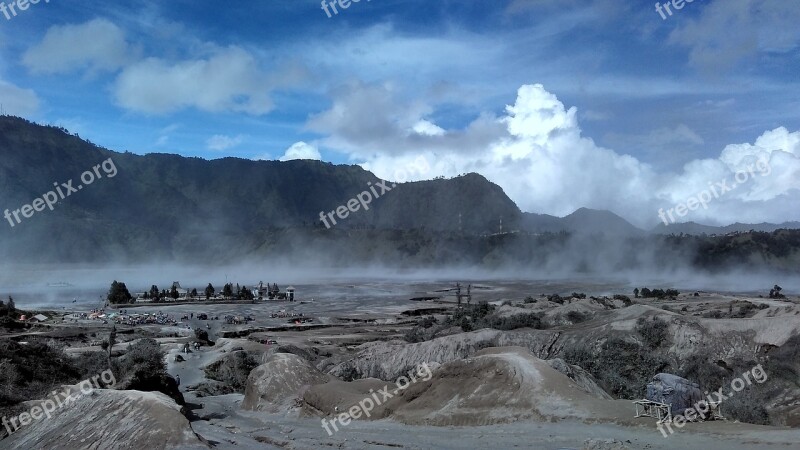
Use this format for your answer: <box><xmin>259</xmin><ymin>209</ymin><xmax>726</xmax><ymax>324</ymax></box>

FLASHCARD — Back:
<box><xmin>0</xmin><ymin>115</ymin><xmax>798</xmax><ymax>267</ymax></box>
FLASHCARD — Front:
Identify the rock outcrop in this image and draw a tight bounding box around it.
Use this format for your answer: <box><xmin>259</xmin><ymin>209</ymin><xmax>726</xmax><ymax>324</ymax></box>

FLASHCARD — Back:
<box><xmin>1</xmin><ymin>387</ymin><xmax>206</xmax><ymax>450</ymax></box>
<box><xmin>322</xmin><ymin>328</ymin><xmax>561</xmax><ymax>381</ymax></box>
<box><xmin>306</xmin><ymin>347</ymin><xmax>631</xmax><ymax>427</ymax></box>
<box><xmin>241</xmin><ymin>353</ymin><xmax>331</xmax><ymax>412</ymax></box>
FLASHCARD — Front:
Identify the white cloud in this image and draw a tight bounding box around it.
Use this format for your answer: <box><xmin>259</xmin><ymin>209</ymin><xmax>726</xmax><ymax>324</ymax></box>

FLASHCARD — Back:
<box><xmin>308</xmin><ymin>81</ymin><xmax>506</xmax><ymax>160</ymax></box>
<box><xmin>0</xmin><ymin>79</ymin><xmax>39</xmax><ymax>116</ymax></box>
<box><xmin>279</xmin><ymin>142</ymin><xmax>321</xmax><ymax>161</ymax></box>
<box><xmin>412</xmin><ymin>120</ymin><xmax>446</xmax><ymax>137</ymax></box>
<box><xmin>206</xmin><ymin>134</ymin><xmax>244</xmax><ymax>151</ymax></box>
<box><xmin>310</xmin><ymin>82</ymin><xmax>800</xmax><ymax>227</ymax></box>
<box><xmin>22</xmin><ymin>19</ymin><xmax>134</xmax><ymax>75</ymax></box>
<box><xmin>113</xmin><ymin>47</ymin><xmax>275</xmax><ymax>115</ymax></box>
<box><xmin>669</xmin><ymin>0</ymin><xmax>800</xmax><ymax>71</ymax></box>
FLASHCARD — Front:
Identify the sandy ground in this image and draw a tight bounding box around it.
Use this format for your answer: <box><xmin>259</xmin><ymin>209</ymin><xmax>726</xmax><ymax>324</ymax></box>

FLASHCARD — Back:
<box><xmin>5</xmin><ymin>280</ymin><xmax>800</xmax><ymax>449</ymax></box>
<box><xmin>185</xmin><ymin>392</ymin><xmax>800</xmax><ymax>450</ymax></box>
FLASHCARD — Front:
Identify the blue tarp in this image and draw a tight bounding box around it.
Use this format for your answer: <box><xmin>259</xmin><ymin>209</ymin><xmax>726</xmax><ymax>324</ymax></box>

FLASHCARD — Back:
<box><xmin>646</xmin><ymin>373</ymin><xmax>705</xmax><ymax>417</ymax></box>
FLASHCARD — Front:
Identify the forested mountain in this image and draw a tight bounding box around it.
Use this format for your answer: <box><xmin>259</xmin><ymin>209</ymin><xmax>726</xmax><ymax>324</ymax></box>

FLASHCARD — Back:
<box><xmin>1</xmin><ymin>115</ymin><xmax>799</xmax><ymax>272</ymax></box>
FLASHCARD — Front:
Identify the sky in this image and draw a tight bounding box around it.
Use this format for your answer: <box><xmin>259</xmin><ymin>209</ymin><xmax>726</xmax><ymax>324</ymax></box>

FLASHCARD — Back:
<box><xmin>0</xmin><ymin>0</ymin><xmax>798</xmax><ymax>228</ymax></box>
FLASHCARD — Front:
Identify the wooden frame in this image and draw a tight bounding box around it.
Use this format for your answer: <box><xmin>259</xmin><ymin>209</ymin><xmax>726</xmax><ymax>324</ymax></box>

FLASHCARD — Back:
<box><xmin>633</xmin><ymin>399</ymin><xmax>673</xmax><ymax>423</ymax></box>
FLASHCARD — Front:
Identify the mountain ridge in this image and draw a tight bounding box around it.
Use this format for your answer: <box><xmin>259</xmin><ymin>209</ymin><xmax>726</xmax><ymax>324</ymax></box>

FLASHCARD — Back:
<box><xmin>1</xmin><ymin>116</ymin><xmax>798</xmax><ymax>264</ymax></box>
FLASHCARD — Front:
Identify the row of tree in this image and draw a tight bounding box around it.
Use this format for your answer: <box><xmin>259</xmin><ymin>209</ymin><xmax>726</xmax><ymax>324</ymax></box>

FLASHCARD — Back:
<box><xmin>107</xmin><ymin>281</ymin><xmax>259</xmax><ymax>304</ymax></box>
<box><xmin>633</xmin><ymin>287</ymin><xmax>680</xmax><ymax>299</ymax></box>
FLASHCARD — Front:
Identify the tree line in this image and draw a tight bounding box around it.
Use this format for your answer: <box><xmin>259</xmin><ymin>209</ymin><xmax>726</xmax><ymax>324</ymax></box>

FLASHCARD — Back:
<box><xmin>107</xmin><ymin>281</ymin><xmax>262</xmax><ymax>304</ymax></box>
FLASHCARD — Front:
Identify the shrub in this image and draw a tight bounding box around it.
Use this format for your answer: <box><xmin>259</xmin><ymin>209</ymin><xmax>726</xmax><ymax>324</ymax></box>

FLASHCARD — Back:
<box><xmin>204</xmin><ymin>351</ymin><xmax>259</xmax><ymax>393</ymax></box>
<box><xmin>678</xmin><ymin>353</ymin><xmax>730</xmax><ymax>391</ymax></box>
<box><xmin>484</xmin><ymin>312</ymin><xmax>545</xmax><ymax>330</ymax></box>
<box><xmin>460</xmin><ymin>316</ymin><xmax>473</xmax><ymax>332</ymax></box>
<box><xmin>73</xmin><ymin>352</ymin><xmax>114</xmax><ymax>384</ymax></box>
<box><xmin>730</xmin><ymin>301</ymin><xmax>768</xmax><ymax>318</ymax></box>
<box><xmin>566</xmin><ymin>311</ymin><xmax>590</xmax><ymax>324</ymax></box>
<box><xmin>562</xmin><ymin>338</ymin><xmax>672</xmax><ymax>399</ymax></box>
<box><xmin>0</xmin><ymin>315</ymin><xmax>25</xmax><ymax>330</ymax></box>
<box><xmin>340</xmin><ymin>365</ymin><xmax>360</xmax><ymax>382</ymax></box>
<box><xmin>724</xmin><ymin>386</ymin><xmax>771</xmax><ymax>425</ymax></box>
<box><xmin>446</xmin><ymin>302</ymin><xmax>546</xmax><ymax>332</ymax></box>
<box><xmin>419</xmin><ymin>316</ymin><xmax>437</xmax><ymax>328</ymax></box>
<box><xmin>613</xmin><ymin>294</ymin><xmax>632</xmax><ymax>306</ymax></box>
<box><xmin>404</xmin><ymin>326</ymin><xmax>427</xmax><ymax>343</ymax></box>
<box><xmin>115</xmin><ymin>338</ymin><xmax>166</xmax><ymax>382</ymax></box>
<box><xmin>636</xmin><ymin>317</ymin><xmax>670</xmax><ymax>349</ymax></box>
<box><xmin>0</xmin><ymin>340</ymin><xmax>82</xmax><ymax>419</ymax></box>
<box><xmin>474</xmin><ymin>340</ymin><xmax>496</xmax><ymax>351</ymax></box>
<box><xmin>766</xmin><ymin>335</ymin><xmax>800</xmax><ymax>385</ymax></box>
<box><xmin>702</xmin><ymin>309</ymin><xmax>724</xmax><ymax>319</ymax></box>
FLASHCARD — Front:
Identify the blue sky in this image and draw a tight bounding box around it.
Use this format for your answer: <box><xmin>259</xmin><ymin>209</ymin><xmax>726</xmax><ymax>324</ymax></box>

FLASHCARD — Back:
<box><xmin>1</xmin><ymin>0</ymin><xmax>799</xmax><ymax>226</ymax></box>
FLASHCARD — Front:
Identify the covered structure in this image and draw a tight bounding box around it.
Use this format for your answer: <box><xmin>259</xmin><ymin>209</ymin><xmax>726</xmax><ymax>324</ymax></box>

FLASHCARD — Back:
<box><xmin>646</xmin><ymin>373</ymin><xmax>704</xmax><ymax>416</ymax></box>
<box><xmin>636</xmin><ymin>373</ymin><xmax>716</xmax><ymax>422</ymax></box>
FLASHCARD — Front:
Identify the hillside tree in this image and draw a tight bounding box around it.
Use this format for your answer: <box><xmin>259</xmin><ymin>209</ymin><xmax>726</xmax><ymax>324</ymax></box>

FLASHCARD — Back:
<box><xmin>107</xmin><ymin>281</ymin><xmax>133</xmax><ymax>304</ymax></box>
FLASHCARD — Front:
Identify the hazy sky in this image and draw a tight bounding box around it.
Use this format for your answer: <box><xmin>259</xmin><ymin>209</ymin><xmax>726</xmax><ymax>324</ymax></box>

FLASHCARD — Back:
<box><xmin>1</xmin><ymin>0</ymin><xmax>798</xmax><ymax>227</ymax></box>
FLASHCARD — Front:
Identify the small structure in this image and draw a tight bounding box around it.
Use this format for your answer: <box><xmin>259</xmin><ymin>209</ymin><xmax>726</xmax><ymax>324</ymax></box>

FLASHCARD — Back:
<box><xmin>286</xmin><ymin>286</ymin><xmax>295</xmax><ymax>301</ymax></box>
<box><xmin>171</xmin><ymin>282</ymin><xmax>188</xmax><ymax>299</ymax></box>
<box><xmin>28</xmin><ymin>314</ymin><xmax>49</xmax><ymax>323</ymax></box>
<box><xmin>635</xmin><ymin>373</ymin><xmax>724</xmax><ymax>423</ymax></box>
<box><xmin>633</xmin><ymin>399</ymin><xmax>672</xmax><ymax>423</ymax></box>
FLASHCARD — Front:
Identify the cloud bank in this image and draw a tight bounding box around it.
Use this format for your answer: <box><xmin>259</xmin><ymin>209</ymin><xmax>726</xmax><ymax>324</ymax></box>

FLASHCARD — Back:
<box><xmin>311</xmin><ymin>82</ymin><xmax>800</xmax><ymax>228</ymax></box>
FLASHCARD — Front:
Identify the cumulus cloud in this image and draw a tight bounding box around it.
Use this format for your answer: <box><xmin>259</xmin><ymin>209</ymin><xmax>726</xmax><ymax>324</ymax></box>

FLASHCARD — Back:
<box><xmin>113</xmin><ymin>47</ymin><xmax>276</xmax><ymax>115</ymax></box>
<box><xmin>0</xmin><ymin>79</ymin><xmax>39</xmax><ymax>116</ymax></box>
<box><xmin>22</xmin><ymin>19</ymin><xmax>135</xmax><ymax>75</ymax></box>
<box><xmin>206</xmin><ymin>134</ymin><xmax>244</xmax><ymax>151</ymax></box>
<box><xmin>310</xmin><ymin>82</ymin><xmax>800</xmax><ymax>227</ymax></box>
<box><xmin>280</xmin><ymin>142</ymin><xmax>321</xmax><ymax>161</ymax></box>
<box><xmin>308</xmin><ymin>81</ymin><xmax>506</xmax><ymax>160</ymax></box>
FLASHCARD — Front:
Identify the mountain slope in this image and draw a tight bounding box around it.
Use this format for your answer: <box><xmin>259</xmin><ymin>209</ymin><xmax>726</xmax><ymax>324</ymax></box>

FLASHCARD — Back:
<box><xmin>0</xmin><ymin>116</ymin><xmax>522</xmax><ymax>261</ymax></box>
